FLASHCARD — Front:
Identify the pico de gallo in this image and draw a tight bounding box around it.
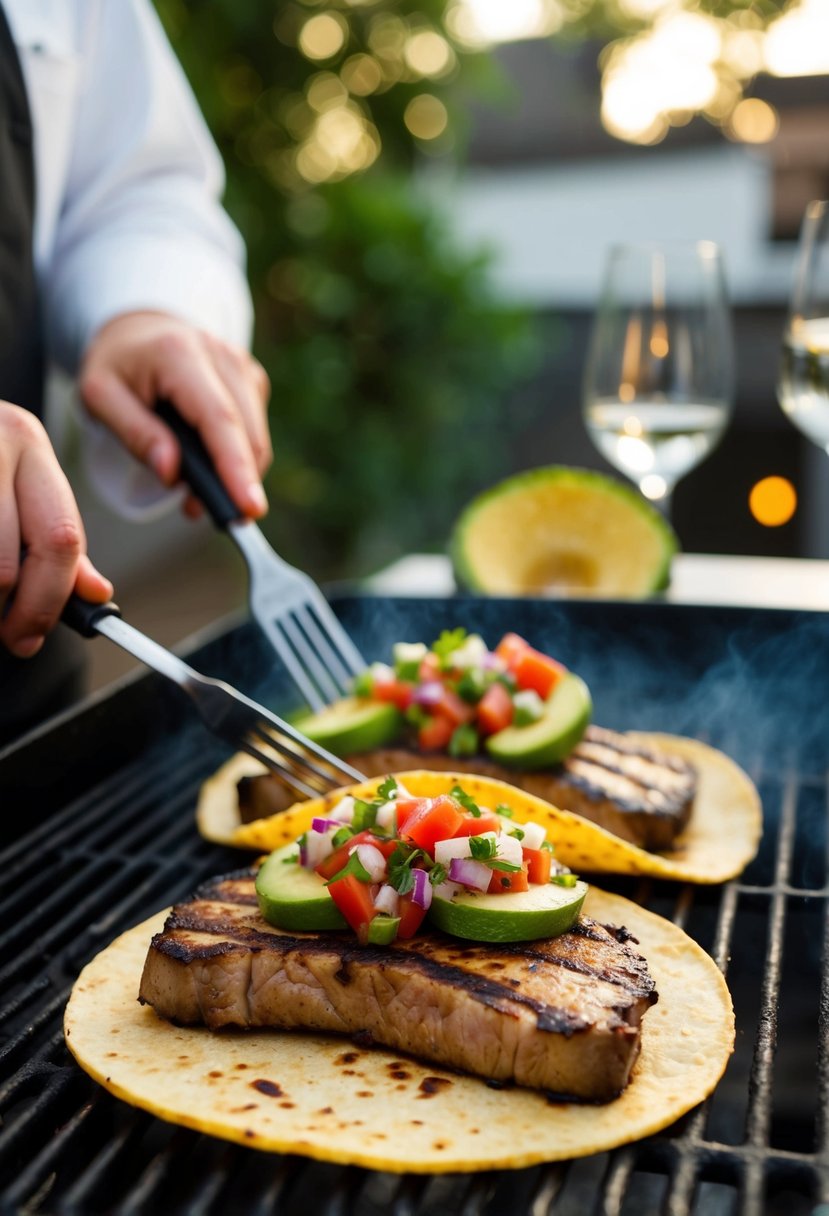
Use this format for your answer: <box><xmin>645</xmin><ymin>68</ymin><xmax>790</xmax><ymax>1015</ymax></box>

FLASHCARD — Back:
<box><xmin>268</xmin><ymin>776</ymin><xmax>580</xmax><ymax>946</ymax></box>
<box><xmin>352</xmin><ymin>629</ymin><xmax>573</xmax><ymax>757</ymax></box>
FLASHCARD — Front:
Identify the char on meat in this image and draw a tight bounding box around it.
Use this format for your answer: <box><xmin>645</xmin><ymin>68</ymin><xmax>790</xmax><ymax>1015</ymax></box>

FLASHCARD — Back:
<box><xmin>139</xmin><ymin>872</ymin><xmax>657</xmax><ymax>1102</ymax></box>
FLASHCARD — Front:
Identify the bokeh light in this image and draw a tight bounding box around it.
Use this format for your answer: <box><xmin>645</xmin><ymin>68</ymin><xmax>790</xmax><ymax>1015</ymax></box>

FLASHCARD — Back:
<box><xmin>404</xmin><ymin>30</ymin><xmax>455</xmax><ymax>77</ymax></box>
<box><xmin>749</xmin><ymin>477</ymin><xmax>798</xmax><ymax>527</ymax></box>
<box><xmin>727</xmin><ymin>98</ymin><xmax>779</xmax><ymax>144</ymax></box>
<box><xmin>299</xmin><ymin>13</ymin><xmax>348</xmax><ymax>62</ymax></box>
<box><xmin>404</xmin><ymin>94</ymin><xmax>449</xmax><ymax>140</ymax></box>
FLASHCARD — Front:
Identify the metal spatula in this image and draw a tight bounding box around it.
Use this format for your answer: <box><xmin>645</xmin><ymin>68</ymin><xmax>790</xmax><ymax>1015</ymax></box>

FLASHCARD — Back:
<box><xmin>62</xmin><ymin>594</ymin><xmax>365</xmax><ymax>800</ymax></box>
<box><xmin>156</xmin><ymin>399</ymin><xmax>366</xmax><ymax>712</ymax></box>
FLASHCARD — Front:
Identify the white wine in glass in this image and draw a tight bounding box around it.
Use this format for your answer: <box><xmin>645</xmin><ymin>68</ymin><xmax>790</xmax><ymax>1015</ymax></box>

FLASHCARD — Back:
<box><xmin>582</xmin><ymin>241</ymin><xmax>734</xmax><ymax>514</ymax></box>
<box><xmin>778</xmin><ymin>200</ymin><xmax>829</xmax><ymax>451</ymax></box>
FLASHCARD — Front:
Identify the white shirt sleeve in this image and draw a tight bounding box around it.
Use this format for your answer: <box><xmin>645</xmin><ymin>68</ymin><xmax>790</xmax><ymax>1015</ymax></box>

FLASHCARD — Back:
<box><xmin>43</xmin><ymin>0</ymin><xmax>252</xmax><ymax>371</ymax></box>
<box><xmin>6</xmin><ymin>0</ymin><xmax>254</xmax><ymax>518</ymax></box>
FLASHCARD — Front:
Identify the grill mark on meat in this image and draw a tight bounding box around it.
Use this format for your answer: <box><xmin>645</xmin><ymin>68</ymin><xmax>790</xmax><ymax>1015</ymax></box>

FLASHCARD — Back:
<box><xmin>139</xmin><ymin>872</ymin><xmax>657</xmax><ymax>1100</ymax></box>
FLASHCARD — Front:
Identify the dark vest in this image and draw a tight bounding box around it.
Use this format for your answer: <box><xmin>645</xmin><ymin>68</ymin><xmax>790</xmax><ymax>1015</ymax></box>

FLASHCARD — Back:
<box><xmin>0</xmin><ymin>7</ymin><xmax>86</xmax><ymax>750</ymax></box>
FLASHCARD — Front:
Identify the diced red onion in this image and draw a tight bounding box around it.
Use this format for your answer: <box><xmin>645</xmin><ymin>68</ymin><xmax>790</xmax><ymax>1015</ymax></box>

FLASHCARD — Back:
<box><xmin>373</xmin><ymin>884</ymin><xmax>399</xmax><ymax>917</ymax></box>
<box><xmin>496</xmin><ymin>832</ymin><xmax>523</xmax><ymax>866</ymax></box>
<box><xmin>412</xmin><ymin>680</ymin><xmax>444</xmax><ymax>707</ymax></box>
<box><xmin>411</xmin><ymin>867</ymin><xmax>433</xmax><ymax>910</ymax></box>
<box><xmin>448</xmin><ymin>857</ymin><xmax>492</xmax><ymax>892</ymax></box>
<box><xmin>433</xmin><ymin>879</ymin><xmax>461</xmax><ymax>901</ymax></box>
<box><xmin>304</xmin><ymin>830</ymin><xmax>334</xmax><ymax>869</ymax></box>
<box><xmin>354</xmin><ymin>842</ymin><xmax>387</xmax><ymax>882</ymax></box>
<box><xmin>520</xmin><ymin>821</ymin><xmax>547</xmax><ymax>851</ymax></box>
<box><xmin>311</xmin><ymin>817</ymin><xmax>341</xmax><ymax>834</ymax></box>
<box><xmin>298</xmin><ymin>842</ymin><xmax>308</xmax><ymax>867</ymax></box>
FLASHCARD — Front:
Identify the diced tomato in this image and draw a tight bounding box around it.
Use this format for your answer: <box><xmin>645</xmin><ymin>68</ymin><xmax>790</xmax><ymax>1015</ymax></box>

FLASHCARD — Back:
<box><xmin>417</xmin><ymin>714</ymin><xmax>454</xmax><ymax>752</ymax></box>
<box><xmin>314</xmin><ymin>830</ymin><xmax>396</xmax><ymax>881</ymax></box>
<box><xmin>495</xmin><ymin>632</ymin><xmax>531</xmax><ymax>669</ymax></box>
<box><xmin>400</xmin><ymin>795</ymin><xmax>465</xmax><ymax>853</ymax></box>
<box><xmin>523</xmin><ymin>846</ymin><xmax>552</xmax><ymax>885</ymax></box>
<box><xmin>433</xmin><ymin>686</ymin><xmax>475</xmax><ymax>727</ymax></box>
<box><xmin>327</xmin><ymin>873</ymin><xmax>377</xmax><ymax>941</ymax></box>
<box><xmin>397</xmin><ymin>892</ymin><xmax>428</xmax><ymax>939</ymax></box>
<box><xmin>372</xmin><ymin>678</ymin><xmax>414</xmax><ymax>711</ymax></box>
<box><xmin>452</xmin><ymin>811</ymin><xmax>502</xmax><ymax>837</ymax></box>
<box><xmin>418</xmin><ymin>652</ymin><xmax>442</xmax><ymax>682</ymax></box>
<box><xmin>476</xmin><ymin>681</ymin><xmax>514</xmax><ymax>736</ymax></box>
<box><xmin>513</xmin><ymin>649</ymin><xmax>566</xmax><ymax>699</ymax></box>
<box><xmin>487</xmin><ymin>862</ymin><xmax>530</xmax><ymax>894</ymax></box>
<box><xmin>394</xmin><ymin>798</ymin><xmax>425</xmax><ymax>829</ymax></box>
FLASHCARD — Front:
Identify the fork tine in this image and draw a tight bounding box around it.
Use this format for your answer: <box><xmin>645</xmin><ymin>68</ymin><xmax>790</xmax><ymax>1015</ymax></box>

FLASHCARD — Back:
<box><xmin>239</xmin><ymin>737</ymin><xmax>323</xmax><ymax>800</ymax></box>
<box><xmin>304</xmin><ymin>591</ymin><xmax>366</xmax><ymax>676</ymax></box>
<box><xmin>251</xmin><ymin>724</ymin><xmax>359</xmax><ymax>791</ymax></box>
<box><xmin>278</xmin><ymin>612</ymin><xmax>342</xmax><ymax>705</ymax></box>
<box><xmin>264</xmin><ymin>618</ymin><xmax>327</xmax><ymax>712</ymax></box>
<box><xmin>292</xmin><ymin>604</ymin><xmax>355</xmax><ymax>694</ymax></box>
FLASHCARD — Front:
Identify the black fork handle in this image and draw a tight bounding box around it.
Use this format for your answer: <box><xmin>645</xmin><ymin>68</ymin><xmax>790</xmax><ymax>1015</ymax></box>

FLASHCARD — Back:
<box><xmin>155</xmin><ymin>398</ymin><xmax>240</xmax><ymax>530</ymax></box>
<box><xmin>61</xmin><ymin>593</ymin><xmax>121</xmax><ymax>638</ymax></box>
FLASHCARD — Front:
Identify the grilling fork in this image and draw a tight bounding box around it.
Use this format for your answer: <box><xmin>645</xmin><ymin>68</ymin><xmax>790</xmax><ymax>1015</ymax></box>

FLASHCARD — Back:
<box><xmin>156</xmin><ymin>399</ymin><xmax>366</xmax><ymax>713</ymax></box>
<box><xmin>62</xmin><ymin>595</ymin><xmax>365</xmax><ymax>802</ymax></box>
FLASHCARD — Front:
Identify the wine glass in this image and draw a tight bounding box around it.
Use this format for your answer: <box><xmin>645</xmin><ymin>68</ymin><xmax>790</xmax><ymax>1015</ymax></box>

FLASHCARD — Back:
<box><xmin>778</xmin><ymin>200</ymin><xmax>829</xmax><ymax>451</ymax></box>
<box><xmin>582</xmin><ymin>241</ymin><xmax>735</xmax><ymax>516</ymax></box>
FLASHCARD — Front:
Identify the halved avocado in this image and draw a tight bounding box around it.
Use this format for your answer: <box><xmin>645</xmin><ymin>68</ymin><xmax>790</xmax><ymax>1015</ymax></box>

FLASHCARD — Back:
<box><xmin>450</xmin><ymin>465</ymin><xmax>678</xmax><ymax>597</ymax></box>
<box><xmin>294</xmin><ymin>696</ymin><xmax>403</xmax><ymax>755</ymax></box>
<box><xmin>428</xmin><ymin>878</ymin><xmax>588</xmax><ymax>943</ymax></box>
<box><xmin>485</xmin><ymin>672</ymin><xmax>591</xmax><ymax>769</ymax></box>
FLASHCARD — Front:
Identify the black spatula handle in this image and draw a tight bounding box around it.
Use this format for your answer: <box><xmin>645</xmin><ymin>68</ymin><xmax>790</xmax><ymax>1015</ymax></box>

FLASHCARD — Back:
<box><xmin>156</xmin><ymin>398</ymin><xmax>240</xmax><ymax>529</ymax></box>
<box><xmin>61</xmin><ymin>594</ymin><xmax>121</xmax><ymax>638</ymax></box>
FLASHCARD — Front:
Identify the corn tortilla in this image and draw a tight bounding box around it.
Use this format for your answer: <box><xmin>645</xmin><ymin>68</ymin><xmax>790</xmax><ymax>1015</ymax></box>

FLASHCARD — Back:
<box><xmin>64</xmin><ymin>888</ymin><xmax>733</xmax><ymax>1173</ymax></box>
<box><xmin>197</xmin><ymin>738</ymin><xmax>761</xmax><ymax>884</ymax></box>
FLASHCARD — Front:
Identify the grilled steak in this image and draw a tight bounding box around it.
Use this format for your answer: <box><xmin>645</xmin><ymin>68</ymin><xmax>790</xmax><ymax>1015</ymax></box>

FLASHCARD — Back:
<box><xmin>139</xmin><ymin>871</ymin><xmax>657</xmax><ymax>1101</ymax></box>
<box><xmin>237</xmin><ymin>726</ymin><xmax>696</xmax><ymax>851</ymax></box>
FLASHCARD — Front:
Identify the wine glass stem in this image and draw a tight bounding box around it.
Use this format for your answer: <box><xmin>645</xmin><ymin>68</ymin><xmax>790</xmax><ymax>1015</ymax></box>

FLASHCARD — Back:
<box><xmin>648</xmin><ymin>486</ymin><xmax>673</xmax><ymax>523</ymax></box>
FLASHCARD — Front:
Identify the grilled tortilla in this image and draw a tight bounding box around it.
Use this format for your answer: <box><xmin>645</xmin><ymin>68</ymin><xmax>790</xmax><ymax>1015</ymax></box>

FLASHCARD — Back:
<box><xmin>197</xmin><ymin>746</ymin><xmax>762</xmax><ymax>885</ymax></box>
<box><xmin>64</xmin><ymin>887</ymin><xmax>733</xmax><ymax>1173</ymax></box>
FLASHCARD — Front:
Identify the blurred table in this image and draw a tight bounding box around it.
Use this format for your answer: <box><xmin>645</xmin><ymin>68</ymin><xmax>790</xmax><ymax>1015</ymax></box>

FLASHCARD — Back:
<box><xmin>366</xmin><ymin>553</ymin><xmax>829</xmax><ymax>612</ymax></box>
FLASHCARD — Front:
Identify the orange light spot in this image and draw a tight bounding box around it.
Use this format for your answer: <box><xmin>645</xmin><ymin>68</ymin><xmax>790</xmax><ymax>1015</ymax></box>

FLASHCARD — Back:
<box><xmin>749</xmin><ymin>476</ymin><xmax>797</xmax><ymax>527</ymax></box>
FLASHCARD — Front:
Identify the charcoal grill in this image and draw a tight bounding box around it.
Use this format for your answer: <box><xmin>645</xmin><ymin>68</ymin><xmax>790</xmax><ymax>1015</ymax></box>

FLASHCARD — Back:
<box><xmin>2</xmin><ymin>592</ymin><xmax>829</xmax><ymax>1216</ymax></box>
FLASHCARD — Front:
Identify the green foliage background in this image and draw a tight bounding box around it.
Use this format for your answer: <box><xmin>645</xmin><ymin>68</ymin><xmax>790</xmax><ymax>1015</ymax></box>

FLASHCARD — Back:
<box><xmin>154</xmin><ymin>0</ymin><xmax>540</xmax><ymax>579</ymax></box>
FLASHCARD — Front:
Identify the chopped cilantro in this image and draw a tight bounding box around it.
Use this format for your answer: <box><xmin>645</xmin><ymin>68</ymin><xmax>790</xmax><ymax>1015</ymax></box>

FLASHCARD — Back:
<box><xmin>456</xmin><ymin>668</ymin><xmax>488</xmax><ymax>703</ymax></box>
<box><xmin>508</xmin><ymin>826</ymin><xmax>525</xmax><ymax>841</ymax></box>
<box><xmin>431</xmin><ymin>627</ymin><xmax>467</xmax><ymax>664</ymax></box>
<box><xmin>331</xmin><ymin>825</ymin><xmax>354</xmax><ymax>848</ymax></box>
<box><xmin>468</xmin><ymin>835</ymin><xmax>497</xmax><ymax>861</ymax></box>
<box><xmin>429</xmin><ymin>862</ymin><xmax>448</xmax><ymax>886</ymax></box>
<box><xmin>495</xmin><ymin>803</ymin><xmax>514</xmax><ymax>819</ymax></box>
<box><xmin>377</xmin><ymin>775</ymin><xmax>399</xmax><ymax>800</ymax></box>
<box><xmin>551</xmin><ymin>872</ymin><xmax>578</xmax><ymax>887</ymax></box>
<box><xmin>450</xmin><ymin>784</ymin><xmax>481</xmax><ymax>817</ymax></box>
<box><xmin>487</xmin><ymin>859</ymin><xmax>523</xmax><ymax>873</ymax></box>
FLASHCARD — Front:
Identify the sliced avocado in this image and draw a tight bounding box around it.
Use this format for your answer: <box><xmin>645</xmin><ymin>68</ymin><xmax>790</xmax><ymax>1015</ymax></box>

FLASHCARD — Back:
<box><xmin>485</xmin><ymin>673</ymin><xmax>591</xmax><ymax>769</ymax></box>
<box><xmin>450</xmin><ymin>465</ymin><xmax>678</xmax><ymax>596</ymax></box>
<box><xmin>294</xmin><ymin>696</ymin><xmax>403</xmax><ymax>755</ymax></box>
<box><xmin>256</xmin><ymin>844</ymin><xmax>346</xmax><ymax>931</ymax></box>
<box><xmin>428</xmin><ymin>878</ymin><xmax>588</xmax><ymax>943</ymax></box>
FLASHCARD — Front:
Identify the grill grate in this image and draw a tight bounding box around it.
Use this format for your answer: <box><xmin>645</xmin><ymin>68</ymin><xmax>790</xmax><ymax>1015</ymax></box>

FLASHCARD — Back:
<box><xmin>2</xmin><ymin>596</ymin><xmax>829</xmax><ymax>1216</ymax></box>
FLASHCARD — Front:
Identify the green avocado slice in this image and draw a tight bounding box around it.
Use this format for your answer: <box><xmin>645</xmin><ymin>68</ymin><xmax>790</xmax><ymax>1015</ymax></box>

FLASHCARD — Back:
<box><xmin>428</xmin><ymin>879</ymin><xmax>588</xmax><ymax>943</ymax></box>
<box><xmin>450</xmin><ymin>464</ymin><xmax>678</xmax><ymax>596</ymax></box>
<box><xmin>255</xmin><ymin>844</ymin><xmax>346</xmax><ymax>930</ymax></box>
<box><xmin>294</xmin><ymin>696</ymin><xmax>403</xmax><ymax>755</ymax></box>
<box><xmin>485</xmin><ymin>672</ymin><xmax>592</xmax><ymax>769</ymax></box>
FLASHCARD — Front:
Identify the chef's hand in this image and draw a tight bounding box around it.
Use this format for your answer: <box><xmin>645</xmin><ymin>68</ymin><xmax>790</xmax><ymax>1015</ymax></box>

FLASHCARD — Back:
<box><xmin>79</xmin><ymin>311</ymin><xmax>272</xmax><ymax>520</ymax></box>
<box><xmin>0</xmin><ymin>402</ymin><xmax>113</xmax><ymax>658</ymax></box>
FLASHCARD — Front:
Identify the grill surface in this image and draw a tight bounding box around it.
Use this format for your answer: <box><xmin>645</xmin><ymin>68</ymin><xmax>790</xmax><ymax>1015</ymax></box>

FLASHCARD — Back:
<box><xmin>2</xmin><ymin>594</ymin><xmax>829</xmax><ymax>1216</ymax></box>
